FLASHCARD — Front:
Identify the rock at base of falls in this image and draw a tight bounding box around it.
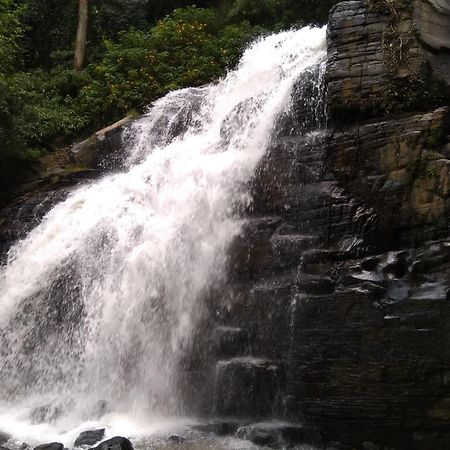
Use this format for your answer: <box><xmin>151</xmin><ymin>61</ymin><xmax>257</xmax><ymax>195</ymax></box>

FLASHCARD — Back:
<box><xmin>214</xmin><ymin>358</ymin><xmax>281</xmax><ymax>416</ymax></box>
<box><xmin>91</xmin><ymin>437</ymin><xmax>133</xmax><ymax>450</ymax></box>
<box><xmin>0</xmin><ymin>432</ymin><xmax>11</xmax><ymax>446</ymax></box>
<box><xmin>235</xmin><ymin>422</ymin><xmax>306</xmax><ymax>448</ymax></box>
<box><xmin>74</xmin><ymin>430</ymin><xmax>105</xmax><ymax>447</ymax></box>
<box><xmin>33</xmin><ymin>443</ymin><xmax>63</xmax><ymax>450</ymax></box>
<box><xmin>167</xmin><ymin>435</ymin><xmax>186</xmax><ymax>445</ymax></box>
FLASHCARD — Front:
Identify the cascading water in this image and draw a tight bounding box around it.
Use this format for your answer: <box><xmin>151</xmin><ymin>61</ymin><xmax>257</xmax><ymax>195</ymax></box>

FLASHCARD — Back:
<box><xmin>0</xmin><ymin>27</ymin><xmax>326</xmax><ymax>445</ymax></box>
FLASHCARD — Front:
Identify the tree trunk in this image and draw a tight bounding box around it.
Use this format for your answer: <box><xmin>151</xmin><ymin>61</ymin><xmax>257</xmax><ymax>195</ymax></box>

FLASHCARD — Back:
<box><xmin>74</xmin><ymin>0</ymin><xmax>88</xmax><ymax>71</ymax></box>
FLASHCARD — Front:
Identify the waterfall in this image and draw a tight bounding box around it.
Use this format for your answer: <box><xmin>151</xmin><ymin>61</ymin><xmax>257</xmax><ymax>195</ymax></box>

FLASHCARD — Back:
<box><xmin>0</xmin><ymin>27</ymin><xmax>326</xmax><ymax>444</ymax></box>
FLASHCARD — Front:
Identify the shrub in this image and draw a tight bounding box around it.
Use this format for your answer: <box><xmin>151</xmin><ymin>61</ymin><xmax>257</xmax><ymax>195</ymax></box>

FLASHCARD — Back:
<box><xmin>71</xmin><ymin>7</ymin><xmax>266</xmax><ymax>130</ymax></box>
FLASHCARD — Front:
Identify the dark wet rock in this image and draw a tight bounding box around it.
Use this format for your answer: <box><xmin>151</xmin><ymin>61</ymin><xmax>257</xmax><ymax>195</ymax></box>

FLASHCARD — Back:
<box><xmin>0</xmin><ymin>433</ymin><xmax>10</xmax><ymax>446</ymax></box>
<box><xmin>325</xmin><ymin>442</ymin><xmax>352</xmax><ymax>450</ymax></box>
<box><xmin>228</xmin><ymin>216</ymin><xmax>281</xmax><ymax>278</ymax></box>
<box><xmin>211</xmin><ymin>326</ymin><xmax>250</xmax><ymax>358</ymax></box>
<box><xmin>238</xmin><ymin>427</ymin><xmax>275</xmax><ymax>447</ymax></box>
<box><xmin>199</xmin><ymin>2</ymin><xmax>450</xmax><ymax>449</ymax></box>
<box><xmin>414</xmin><ymin>0</ymin><xmax>450</xmax><ymax>85</ymax></box>
<box><xmin>296</xmin><ymin>274</ymin><xmax>335</xmax><ymax>295</ymax></box>
<box><xmin>271</xmin><ymin>233</ymin><xmax>317</xmax><ymax>270</ymax></box>
<box><xmin>91</xmin><ymin>437</ymin><xmax>132</xmax><ymax>450</ymax></box>
<box><xmin>167</xmin><ymin>435</ymin><xmax>185</xmax><ymax>445</ymax></box>
<box><xmin>362</xmin><ymin>443</ymin><xmax>380</xmax><ymax>450</ymax></box>
<box><xmin>236</xmin><ymin>422</ymin><xmax>306</xmax><ymax>447</ymax></box>
<box><xmin>215</xmin><ymin>358</ymin><xmax>281</xmax><ymax>416</ymax></box>
<box><xmin>74</xmin><ymin>429</ymin><xmax>105</xmax><ymax>447</ymax></box>
<box><xmin>327</xmin><ymin>0</ymin><xmax>450</xmax><ymax>119</ymax></box>
<box><xmin>327</xmin><ymin>107</ymin><xmax>450</xmax><ymax>248</ymax></box>
<box><xmin>33</xmin><ymin>443</ymin><xmax>63</xmax><ymax>450</ymax></box>
<box><xmin>0</xmin><ymin>189</ymin><xmax>71</xmax><ymax>259</ymax></box>
<box><xmin>191</xmin><ymin>421</ymin><xmax>241</xmax><ymax>436</ymax></box>
<box><xmin>72</xmin><ymin>117</ymin><xmax>133</xmax><ymax>171</ymax></box>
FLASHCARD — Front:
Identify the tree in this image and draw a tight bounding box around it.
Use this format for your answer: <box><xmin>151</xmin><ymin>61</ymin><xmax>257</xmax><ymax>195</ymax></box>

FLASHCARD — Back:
<box><xmin>74</xmin><ymin>0</ymin><xmax>88</xmax><ymax>70</ymax></box>
<box><xmin>0</xmin><ymin>0</ymin><xmax>25</xmax><ymax>73</ymax></box>
<box><xmin>227</xmin><ymin>0</ymin><xmax>276</xmax><ymax>25</ymax></box>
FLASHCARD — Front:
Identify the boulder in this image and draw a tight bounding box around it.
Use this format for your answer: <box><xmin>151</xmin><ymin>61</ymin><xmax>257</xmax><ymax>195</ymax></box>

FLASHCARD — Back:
<box><xmin>214</xmin><ymin>358</ymin><xmax>282</xmax><ymax>416</ymax></box>
<box><xmin>72</xmin><ymin>116</ymin><xmax>133</xmax><ymax>171</ymax></box>
<box><xmin>33</xmin><ymin>443</ymin><xmax>63</xmax><ymax>450</ymax></box>
<box><xmin>167</xmin><ymin>435</ymin><xmax>185</xmax><ymax>445</ymax></box>
<box><xmin>74</xmin><ymin>429</ymin><xmax>105</xmax><ymax>447</ymax></box>
<box><xmin>0</xmin><ymin>433</ymin><xmax>10</xmax><ymax>446</ymax></box>
<box><xmin>236</xmin><ymin>422</ymin><xmax>306</xmax><ymax>447</ymax></box>
<box><xmin>91</xmin><ymin>437</ymin><xmax>132</xmax><ymax>450</ymax></box>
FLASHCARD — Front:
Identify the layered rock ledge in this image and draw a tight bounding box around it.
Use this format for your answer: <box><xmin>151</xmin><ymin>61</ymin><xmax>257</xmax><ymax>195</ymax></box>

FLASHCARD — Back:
<box><xmin>203</xmin><ymin>1</ymin><xmax>450</xmax><ymax>449</ymax></box>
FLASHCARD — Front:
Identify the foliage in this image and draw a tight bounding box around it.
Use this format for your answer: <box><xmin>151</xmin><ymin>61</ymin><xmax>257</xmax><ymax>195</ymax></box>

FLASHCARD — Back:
<box><xmin>68</xmin><ymin>7</ymin><xmax>265</xmax><ymax>130</ymax></box>
<box><xmin>0</xmin><ymin>0</ymin><xmax>25</xmax><ymax>73</ymax></box>
<box><xmin>90</xmin><ymin>0</ymin><xmax>149</xmax><ymax>41</ymax></box>
<box><xmin>17</xmin><ymin>0</ymin><xmax>78</xmax><ymax>68</ymax></box>
<box><xmin>273</xmin><ymin>0</ymin><xmax>340</xmax><ymax>26</ymax></box>
<box><xmin>227</xmin><ymin>0</ymin><xmax>276</xmax><ymax>26</ymax></box>
<box><xmin>0</xmin><ymin>0</ymin><xmax>337</xmax><ymax>189</ymax></box>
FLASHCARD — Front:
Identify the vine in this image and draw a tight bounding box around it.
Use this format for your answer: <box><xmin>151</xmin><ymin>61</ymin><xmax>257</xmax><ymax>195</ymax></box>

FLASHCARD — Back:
<box><xmin>368</xmin><ymin>0</ymin><xmax>416</xmax><ymax>75</ymax></box>
<box><xmin>366</xmin><ymin>0</ymin><xmax>430</xmax><ymax>112</ymax></box>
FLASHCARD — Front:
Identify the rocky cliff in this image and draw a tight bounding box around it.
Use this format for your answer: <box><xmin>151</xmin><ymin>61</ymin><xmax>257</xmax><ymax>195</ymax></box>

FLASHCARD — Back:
<box><xmin>207</xmin><ymin>1</ymin><xmax>450</xmax><ymax>449</ymax></box>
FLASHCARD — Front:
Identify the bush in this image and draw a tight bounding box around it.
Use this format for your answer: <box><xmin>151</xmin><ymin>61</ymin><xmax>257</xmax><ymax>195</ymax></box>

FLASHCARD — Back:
<box><xmin>0</xmin><ymin>0</ymin><xmax>25</xmax><ymax>74</ymax></box>
<box><xmin>227</xmin><ymin>0</ymin><xmax>276</xmax><ymax>26</ymax></box>
<box><xmin>1</xmin><ymin>4</ymin><xmax>266</xmax><ymax>180</ymax></box>
<box><xmin>1</xmin><ymin>0</ymin><xmax>336</xmax><ymax>190</ymax></box>
<box><xmin>71</xmin><ymin>7</ymin><xmax>266</xmax><ymax>130</ymax></box>
<box><xmin>0</xmin><ymin>68</ymin><xmax>88</xmax><ymax>183</ymax></box>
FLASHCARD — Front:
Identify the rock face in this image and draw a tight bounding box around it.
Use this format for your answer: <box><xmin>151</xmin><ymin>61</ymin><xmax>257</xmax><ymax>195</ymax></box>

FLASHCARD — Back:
<box><xmin>196</xmin><ymin>1</ymin><xmax>450</xmax><ymax>450</ymax></box>
<box><xmin>414</xmin><ymin>0</ymin><xmax>450</xmax><ymax>84</ymax></box>
<box><xmin>33</xmin><ymin>443</ymin><xmax>63</xmax><ymax>450</ymax></box>
<box><xmin>71</xmin><ymin>116</ymin><xmax>133</xmax><ymax>171</ymax></box>
<box><xmin>91</xmin><ymin>437</ymin><xmax>133</xmax><ymax>450</ymax></box>
<box><xmin>0</xmin><ymin>432</ymin><xmax>10</xmax><ymax>446</ymax></box>
<box><xmin>327</xmin><ymin>0</ymin><xmax>450</xmax><ymax>118</ymax></box>
<box><xmin>74</xmin><ymin>429</ymin><xmax>105</xmax><ymax>447</ymax></box>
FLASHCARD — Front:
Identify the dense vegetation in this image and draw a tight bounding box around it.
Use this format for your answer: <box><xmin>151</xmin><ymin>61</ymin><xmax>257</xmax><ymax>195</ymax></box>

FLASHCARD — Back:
<box><xmin>0</xmin><ymin>0</ymin><xmax>338</xmax><ymax>187</ymax></box>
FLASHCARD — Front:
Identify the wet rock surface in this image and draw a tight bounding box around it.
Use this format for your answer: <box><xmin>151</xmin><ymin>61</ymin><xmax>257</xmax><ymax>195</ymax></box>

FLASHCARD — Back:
<box><xmin>327</xmin><ymin>0</ymin><xmax>450</xmax><ymax>118</ymax></box>
<box><xmin>235</xmin><ymin>422</ymin><xmax>306</xmax><ymax>448</ymax></box>
<box><xmin>74</xmin><ymin>430</ymin><xmax>105</xmax><ymax>447</ymax></box>
<box><xmin>215</xmin><ymin>358</ymin><xmax>282</xmax><ymax>416</ymax></box>
<box><xmin>71</xmin><ymin>117</ymin><xmax>133</xmax><ymax>172</ymax></box>
<box><xmin>132</xmin><ymin>421</ymin><xmax>314</xmax><ymax>449</ymax></box>
<box><xmin>91</xmin><ymin>438</ymin><xmax>133</xmax><ymax>450</ymax></box>
<box><xmin>33</xmin><ymin>444</ymin><xmax>63</xmax><ymax>450</ymax></box>
<box><xmin>0</xmin><ymin>433</ymin><xmax>10</xmax><ymax>446</ymax></box>
<box><xmin>197</xmin><ymin>2</ymin><xmax>450</xmax><ymax>450</ymax></box>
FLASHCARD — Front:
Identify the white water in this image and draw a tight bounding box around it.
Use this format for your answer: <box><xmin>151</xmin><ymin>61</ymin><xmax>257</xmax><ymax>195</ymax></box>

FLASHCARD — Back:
<box><xmin>0</xmin><ymin>27</ymin><xmax>326</xmax><ymax>446</ymax></box>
